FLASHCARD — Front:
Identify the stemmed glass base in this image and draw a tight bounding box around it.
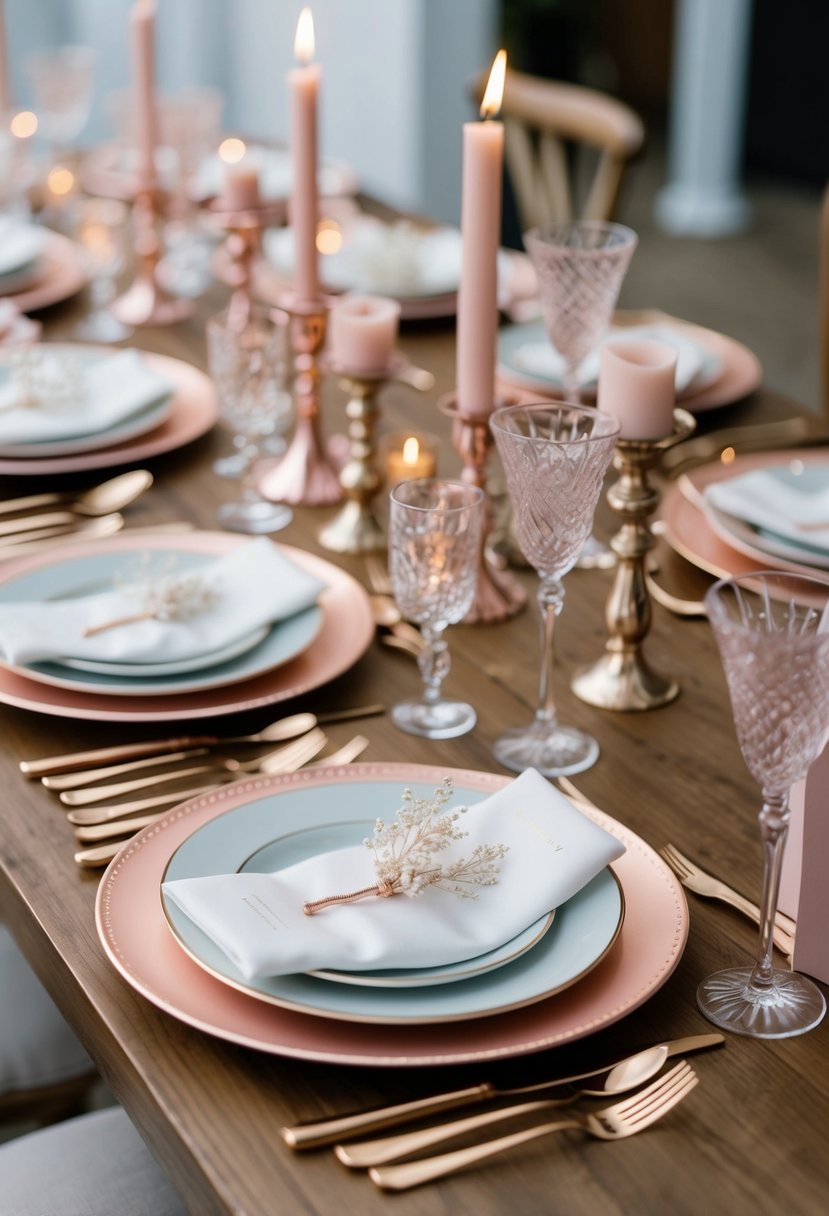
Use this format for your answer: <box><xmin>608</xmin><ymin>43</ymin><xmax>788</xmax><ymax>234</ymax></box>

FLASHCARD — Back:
<box><xmin>392</xmin><ymin>699</ymin><xmax>476</xmax><ymax>740</ymax></box>
<box><xmin>697</xmin><ymin>967</ymin><xmax>826</xmax><ymax>1039</ymax></box>
<box><xmin>493</xmin><ymin>720</ymin><xmax>599</xmax><ymax>778</ymax></box>
<box><xmin>74</xmin><ymin>309</ymin><xmax>132</xmax><ymax>345</ymax></box>
<box><xmin>217</xmin><ymin>497</ymin><xmax>292</xmax><ymax>535</ymax></box>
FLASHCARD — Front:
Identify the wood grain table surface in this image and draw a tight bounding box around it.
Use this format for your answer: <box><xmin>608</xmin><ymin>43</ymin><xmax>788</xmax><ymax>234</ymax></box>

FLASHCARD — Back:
<box><xmin>0</xmin><ymin>269</ymin><xmax>827</xmax><ymax>1216</ymax></box>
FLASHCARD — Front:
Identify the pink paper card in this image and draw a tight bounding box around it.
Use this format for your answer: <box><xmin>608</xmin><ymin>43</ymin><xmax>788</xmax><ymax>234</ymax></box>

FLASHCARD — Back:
<box><xmin>779</xmin><ymin>742</ymin><xmax>829</xmax><ymax>983</ymax></box>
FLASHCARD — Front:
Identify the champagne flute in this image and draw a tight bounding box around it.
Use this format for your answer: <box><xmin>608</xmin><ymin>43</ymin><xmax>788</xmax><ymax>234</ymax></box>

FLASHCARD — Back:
<box><xmin>490</xmin><ymin>402</ymin><xmax>619</xmax><ymax>775</ymax></box>
<box><xmin>700</xmin><ymin>572</ymin><xmax>829</xmax><ymax>1038</ymax></box>
<box><xmin>389</xmin><ymin>479</ymin><xmax>484</xmax><ymax>738</ymax></box>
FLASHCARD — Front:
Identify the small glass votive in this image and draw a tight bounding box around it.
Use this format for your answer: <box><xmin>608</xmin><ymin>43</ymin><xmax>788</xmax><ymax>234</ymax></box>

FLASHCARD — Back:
<box><xmin>382</xmin><ymin>431</ymin><xmax>439</xmax><ymax>485</ymax></box>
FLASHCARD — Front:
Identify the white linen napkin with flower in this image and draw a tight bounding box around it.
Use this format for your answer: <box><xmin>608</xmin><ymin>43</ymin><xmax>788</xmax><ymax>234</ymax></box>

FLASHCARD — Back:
<box><xmin>162</xmin><ymin>768</ymin><xmax>625</xmax><ymax>980</ymax></box>
<box><xmin>0</xmin><ymin>217</ymin><xmax>44</xmax><ymax>277</ymax></box>
<box><xmin>704</xmin><ymin>467</ymin><xmax>829</xmax><ymax>551</ymax></box>
<box><xmin>0</xmin><ymin>538</ymin><xmax>326</xmax><ymax>666</ymax></box>
<box><xmin>0</xmin><ymin>349</ymin><xmax>174</xmax><ymax>446</ymax></box>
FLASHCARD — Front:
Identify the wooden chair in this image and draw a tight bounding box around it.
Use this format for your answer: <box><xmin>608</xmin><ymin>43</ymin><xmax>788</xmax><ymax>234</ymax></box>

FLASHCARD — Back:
<box><xmin>474</xmin><ymin>68</ymin><xmax>645</xmax><ymax>230</ymax></box>
<box><xmin>820</xmin><ymin>180</ymin><xmax>829</xmax><ymax>416</ymax></box>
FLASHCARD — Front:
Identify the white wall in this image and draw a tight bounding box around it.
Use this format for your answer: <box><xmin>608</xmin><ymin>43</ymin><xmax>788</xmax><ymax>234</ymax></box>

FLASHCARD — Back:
<box><xmin>3</xmin><ymin>0</ymin><xmax>498</xmax><ymax>225</ymax></box>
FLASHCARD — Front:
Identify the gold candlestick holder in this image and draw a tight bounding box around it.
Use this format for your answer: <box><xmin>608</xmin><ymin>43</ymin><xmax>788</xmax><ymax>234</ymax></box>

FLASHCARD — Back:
<box><xmin>571</xmin><ymin>407</ymin><xmax>696</xmax><ymax>711</ymax></box>
<box><xmin>319</xmin><ymin>355</ymin><xmax>435</xmax><ymax>554</ymax></box>
<box><xmin>439</xmin><ymin>394</ymin><xmax>527</xmax><ymax>624</ymax></box>
<box><xmin>112</xmin><ymin>187</ymin><xmax>194</xmax><ymax>328</ymax></box>
<box><xmin>256</xmin><ymin>294</ymin><xmax>342</xmax><ymax>506</ymax></box>
<box><xmin>206</xmin><ymin>197</ymin><xmax>285</xmax><ymax>331</ymax></box>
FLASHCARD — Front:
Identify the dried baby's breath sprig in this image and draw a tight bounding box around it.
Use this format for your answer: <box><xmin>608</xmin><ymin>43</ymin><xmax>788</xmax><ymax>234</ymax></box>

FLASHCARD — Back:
<box><xmin>83</xmin><ymin>562</ymin><xmax>220</xmax><ymax>638</ymax></box>
<box><xmin>303</xmin><ymin>778</ymin><xmax>508</xmax><ymax>916</ymax></box>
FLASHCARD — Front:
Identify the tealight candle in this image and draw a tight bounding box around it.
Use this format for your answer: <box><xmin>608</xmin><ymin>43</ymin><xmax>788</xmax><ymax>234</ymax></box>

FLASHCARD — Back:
<box><xmin>385</xmin><ymin>432</ymin><xmax>438</xmax><ymax>484</ymax></box>
<box><xmin>597</xmin><ymin>339</ymin><xmax>678</xmax><ymax>440</ymax></box>
<box><xmin>328</xmin><ymin>294</ymin><xmax>401</xmax><ymax>374</ymax></box>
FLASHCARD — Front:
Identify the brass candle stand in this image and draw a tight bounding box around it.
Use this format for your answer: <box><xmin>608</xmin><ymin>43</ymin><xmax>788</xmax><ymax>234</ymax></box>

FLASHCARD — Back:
<box><xmin>256</xmin><ymin>294</ymin><xmax>342</xmax><ymax>507</ymax></box>
<box><xmin>113</xmin><ymin>187</ymin><xmax>194</xmax><ymax>328</ymax></box>
<box><xmin>571</xmin><ymin>407</ymin><xmax>696</xmax><ymax>711</ymax></box>
<box><xmin>206</xmin><ymin>197</ymin><xmax>285</xmax><ymax>332</ymax></box>
<box><xmin>319</xmin><ymin>355</ymin><xmax>435</xmax><ymax>554</ymax></box>
<box><xmin>439</xmin><ymin>394</ymin><xmax>527</xmax><ymax>624</ymax></box>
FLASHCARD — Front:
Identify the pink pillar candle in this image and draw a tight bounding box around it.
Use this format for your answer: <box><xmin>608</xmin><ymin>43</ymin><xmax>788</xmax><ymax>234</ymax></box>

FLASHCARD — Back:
<box><xmin>456</xmin><ymin>51</ymin><xmax>506</xmax><ymax>421</ymax></box>
<box><xmin>222</xmin><ymin>160</ymin><xmax>262</xmax><ymax>212</ymax></box>
<box><xmin>598</xmin><ymin>339</ymin><xmax>678</xmax><ymax>440</ymax></box>
<box><xmin>328</xmin><ymin>294</ymin><xmax>400</xmax><ymax>373</ymax></box>
<box><xmin>130</xmin><ymin>0</ymin><xmax>159</xmax><ymax>191</ymax></box>
<box><xmin>289</xmin><ymin>8</ymin><xmax>320</xmax><ymax>304</ymax></box>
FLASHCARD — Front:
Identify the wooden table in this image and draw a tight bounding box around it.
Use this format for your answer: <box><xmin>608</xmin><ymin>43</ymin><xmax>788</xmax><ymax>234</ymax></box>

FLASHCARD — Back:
<box><xmin>1</xmin><ymin>280</ymin><xmax>827</xmax><ymax>1216</ymax></box>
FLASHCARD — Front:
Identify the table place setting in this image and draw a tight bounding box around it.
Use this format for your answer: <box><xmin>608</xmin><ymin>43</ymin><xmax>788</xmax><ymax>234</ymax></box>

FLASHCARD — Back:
<box><xmin>0</xmin><ymin>215</ymin><xmax>88</xmax><ymax>316</ymax></box>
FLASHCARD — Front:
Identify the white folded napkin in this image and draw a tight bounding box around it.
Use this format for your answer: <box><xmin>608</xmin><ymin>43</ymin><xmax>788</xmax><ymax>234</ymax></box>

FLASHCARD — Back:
<box><xmin>0</xmin><ymin>349</ymin><xmax>174</xmax><ymax>446</ymax></box>
<box><xmin>162</xmin><ymin>768</ymin><xmax>625</xmax><ymax>980</ymax></box>
<box><xmin>0</xmin><ymin>217</ymin><xmax>44</xmax><ymax>277</ymax></box>
<box><xmin>0</xmin><ymin>538</ymin><xmax>326</xmax><ymax>666</ymax></box>
<box><xmin>511</xmin><ymin>323</ymin><xmax>704</xmax><ymax>393</ymax></box>
<box><xmin>704</xmin><ymin>467</ymin><xmax>829</xmax><ymax>550</ymax></box>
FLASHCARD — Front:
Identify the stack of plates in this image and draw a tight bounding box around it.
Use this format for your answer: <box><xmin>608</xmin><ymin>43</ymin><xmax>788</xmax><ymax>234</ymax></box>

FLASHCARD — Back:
<box><xmin>96</xmin><ymin>763</ymin><xmax>689</xmax><ymax>1065</ymax></box>
<box><xmin>497</xmin><ymin>313</ymin><xmax>762</xmax><ymax>413</ymax></box>
<box><xmin>0</xmin><ymin>344</ymin><xmax>218</xmax><ymax>476</ymax></box>
<box><xmin>0</xmin><ymin>532</ymin><xmax>374</xmax><ymax>721</ymax></box>
<box><xmin>659</xmin><ymin>450</ymin><xmax>829</xmax><ymax>602</ymax></box>
<box><xmin>263</xmin><ymin>217</ymin><xmax>537</xmax><ymax>321</ymax></box>
<box><xmin>0</xmin><ymin>218</ymin><xmax>88</xmax><ymax>314</ymax></box>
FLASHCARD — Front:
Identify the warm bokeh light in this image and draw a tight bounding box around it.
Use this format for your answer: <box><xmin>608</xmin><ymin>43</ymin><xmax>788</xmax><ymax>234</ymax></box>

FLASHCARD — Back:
<box><xmin>480</xmin><ymin>49</ymin><xmax>507</xmax><ymax>119</ymax></box>
<box><xmin>294</xmin><ymin>7</ymin><xmax>315</xmax><ymax>63</ymax></box>
<box><xmin>218</xmin><ymin>137</ymin><xmax>246</xmax><ymax>164</ymax></box>
<box><xmin>402</xmin><ymin>437</ymin><xmax>421</xmax><ymax>466</ymax></box>
<box><xmin>47</xmin><ymin>166</ymin><xmax>75</xmax><ymax>196</ymax></box>
<box><xmin>720</xmin><ymin>446</ymin><xmax>736</xmax><ymax>465</ymax></box>
<box><xmin>10</xmin><ymin>110</ymin><xmax>38</xmax><ymax>139</ymax></box>
<box><xmin>316</xmin><ymin>219</ymin><xmax>342</xmax><ymax>255</ymax></box>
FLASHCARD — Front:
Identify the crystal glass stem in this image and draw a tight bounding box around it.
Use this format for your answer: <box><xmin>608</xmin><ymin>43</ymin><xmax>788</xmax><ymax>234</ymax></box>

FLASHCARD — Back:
<box><xmin>417</xmin><ymin>627</ymin><xmax>450</xmax><ymax>707</ymax></box>
<box><xmin>752</xmin><ymin>789</ymin><xmax>791</xmax><ymax>987</ymax></box>
<box><xmin>534</xmin><ymin>575</ymin><xmax>564</xmax><ymax>730</ymax></box>
<box><xmin>562</xmin><ymin>363</ymin><xmax>581</xmax><ymax>405</ymax></box>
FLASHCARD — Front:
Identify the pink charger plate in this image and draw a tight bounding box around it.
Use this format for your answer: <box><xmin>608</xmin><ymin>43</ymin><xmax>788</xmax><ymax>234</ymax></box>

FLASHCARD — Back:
<box><xmin>96</xmin><ymin>762</ymin><xmax>688</xmax><ymax>1067</ymax></box>
<box><xmin>658</xmin><ymin>477</ymin><xmax>829</xmax><ymax>606</ymax></box>
<box><xmin>4</xmin><ymin>231</ymin><xmax>88</xmax><ymax>315</ymax></box>
<box><xmin>0</xmin><ymin>353</ymin><xmax>217</xmax><ymax>476</ymax></box>
<box><xmin>0</xmin><ymin>532</ymin><xmax>374</xmax><ymax>721</ymax></box>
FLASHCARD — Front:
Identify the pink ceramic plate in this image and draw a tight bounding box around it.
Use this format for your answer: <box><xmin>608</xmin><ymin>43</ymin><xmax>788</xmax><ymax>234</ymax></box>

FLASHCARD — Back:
<box><xmin>0</xmin><ymin>353</ymin><xmax>217</xmax><ymax>476</ymax></box>
<box><xmin>658</xmin><ymin>480</ymin><xmax>829</xmax><ymax>606</ymax></box>
<box><xmin>5</xmin><ymin>232</ymin><xmax>88</xmax><ymax>315</ymax></box>
<box><xmin>95</xmin><ymin>762</ymin><xmax>688</xmax><ymax>1067</ymax></box>
<box><xmin>0</xmin><ymin>532</ymin><xmax>374</xmax><ymax>721</ymax></box>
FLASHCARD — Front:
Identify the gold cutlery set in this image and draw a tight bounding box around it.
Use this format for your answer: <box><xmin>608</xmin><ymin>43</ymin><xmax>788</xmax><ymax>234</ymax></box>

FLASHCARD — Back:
<box><xmin>280</xmin><ymin>1033</ymin><xmax>722</xmax><ymax>1190</ymax></box>
<box><xmin>22</xmin><ymin>704</ymin><xmax>383</xmax><ymax>868</ymax></box>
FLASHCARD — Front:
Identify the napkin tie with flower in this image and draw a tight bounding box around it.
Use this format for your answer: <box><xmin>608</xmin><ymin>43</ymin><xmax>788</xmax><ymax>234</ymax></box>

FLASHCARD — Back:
<box><xmin>162</xmin><ymin>768</ymin><xmax>625</xmax><ymax>980</ymax></box>
<box><xmin>0</xmin><ymin>538</ymin><xmax>326</xmax><ymax>666</ymax></box>
<box><xmin>0</xmin><ymin>349</ymin><xmax>174</xmax><ymax>446</ymax></box>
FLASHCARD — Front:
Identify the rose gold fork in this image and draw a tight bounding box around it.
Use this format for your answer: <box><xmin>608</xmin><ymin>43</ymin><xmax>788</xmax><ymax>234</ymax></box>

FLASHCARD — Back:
<box><xmin>367</xmin><ymin>1061</ymin><xmax>697</xmax><ymax>1191</ymax></box>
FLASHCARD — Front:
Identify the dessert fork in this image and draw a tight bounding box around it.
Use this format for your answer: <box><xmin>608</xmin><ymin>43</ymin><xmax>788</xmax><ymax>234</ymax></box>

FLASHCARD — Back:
<box><xmin>367</xmin><ymin>1061</ymin><xmax>697</xmax><ymax>1190</ymax></box>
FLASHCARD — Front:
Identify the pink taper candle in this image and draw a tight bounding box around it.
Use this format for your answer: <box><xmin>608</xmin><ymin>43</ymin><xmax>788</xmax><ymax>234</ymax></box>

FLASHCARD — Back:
<box><xmin>598</xmin><ymin>339</ymin><xmax>677</xmax><ymax>440</ymax></box>
<box><xmin>289</xmin><ymin>7</ymin><xmax>320</xmax><ymax>303</ymax></box>
<box><xmin>0</xmin><ymin>0</ymin><xmax>11</xmax><ymax>114</ymax></box>
<box><xmin>130</xmin><ymin>0</ymin><xmax>159</xmax><ymax>191</ymax></box>
<box><xmin>456</xmin><ymin>50</ymin><xmax>506</xmax><ymax>420</ymax></box>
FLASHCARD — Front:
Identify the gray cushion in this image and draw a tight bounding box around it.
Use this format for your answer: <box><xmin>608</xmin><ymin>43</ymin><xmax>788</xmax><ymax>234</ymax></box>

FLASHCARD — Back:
<box><xmin>0</xmin><ymin>926</ymin><xmax>91</xmax><ymax>1095</ymax></box>
<box><xmin>0</xmin><ymin>1107</ymin><xmax>186</xmax><ymax>1216</ymax></box>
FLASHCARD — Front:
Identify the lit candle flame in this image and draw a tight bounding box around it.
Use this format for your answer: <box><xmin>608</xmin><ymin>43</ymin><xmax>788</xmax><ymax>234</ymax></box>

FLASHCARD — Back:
<box><xmin>480</xmin><ymin>49</ymin><xmax>507</xmax><ymax>119</ymax></box>
<box><xmin>294</xmin><ymin>7</ymin><xmax>315</xmax><ymax>64</ymax></box>
<box><xmin>402</xmin><ymin>437</ymin><xmax>420</xmax><ymax>466</ymax></box>
<box><xmin>720</xmin><ymin>447</ymin><xmax>736</xmax><ymax>465</ymax></box>
<box><xmin>47</xmin><ymin>166</ymin><xmax>75</xmax><ymax>197</ymax></box>
<box><xmin>218</xmin><ymin>137</ymin><xmax>247</xmax><ymax>164</ymax></box>
<box><xmin>316</xmin><ymin>219</ymin><xmax>342</xmax><ymax>255</ymax></box>
<box><xmin>10</xmin><ymin>110</ymin><xmax>38</xmax><ymax>139</ymax></box>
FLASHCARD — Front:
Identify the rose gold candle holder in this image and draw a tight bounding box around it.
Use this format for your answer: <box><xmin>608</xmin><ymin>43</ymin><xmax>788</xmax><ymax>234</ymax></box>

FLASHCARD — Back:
<box><xmin>256</xmin><ymin>294</ymin><xmax>342</xmax><ymax>506</ymax></box>
<box><xmin>318</xmin><ymin>355</ymin><xmax>435</xmax><ymax>554</ymax></box>
<box><xmin>112</xmin><ymin>188</ymin><xmax>194</xmax><ymax>328</ymax></box>
<box><xmin>571</xmin><ymin>407</ymin><xmax>696</xmax><ymax>711</ymax></box>
<box><xmin>206</xmin><ymin>197</ymin><xmax>285</xmax><ymax>332</ymax></box>
<box><xmin>438</xmin><ymin>393</ymin><xmax>527</xmax><ymax>624</ymax></box>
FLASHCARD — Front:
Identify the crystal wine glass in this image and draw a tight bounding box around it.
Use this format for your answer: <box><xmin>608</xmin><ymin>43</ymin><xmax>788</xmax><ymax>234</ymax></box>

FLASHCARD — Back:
<box><xmin>490</xmin><ymin>402</ymin><xmax>620</xmax><ymax>775</ymax></box>
<box><xmin>389</xmin><ymin>479</ymin><xmax>484</xmax><ymax>739</ymax></box>
<box><xmin>206</xmin><ymin>307</ymin><xmax>294</xmax><ymax>534</ymax></box>
<box><xmin>700</xmin><ymin>572</ymin><xmax>829</xmax><ymax>1038</ymax></box>
<box><xmin>73</xmin><ymin>198</ymin><xmax>132</xmax><ymax>343</ymax></box>
<box><xmin>26</xmin><ymin>46</ymin><xmax>95</xmax><ymax>158</ymax></box>
<box><xmin>523</xmin><ymin>221</ymin><xmax>637</xmax><ymax>569</ymax></box>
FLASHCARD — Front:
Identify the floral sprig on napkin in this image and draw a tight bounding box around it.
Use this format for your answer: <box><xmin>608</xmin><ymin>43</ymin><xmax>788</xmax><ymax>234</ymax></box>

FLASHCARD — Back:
<box><xmin>83</xmin><ymin>556</ymin><xmax>220</xmax><ymax>638</ymax></box>
<box><xmin>303</xmin><ymin>779</ymin><xmax>509</xmax><ymax>916</ymax></box>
